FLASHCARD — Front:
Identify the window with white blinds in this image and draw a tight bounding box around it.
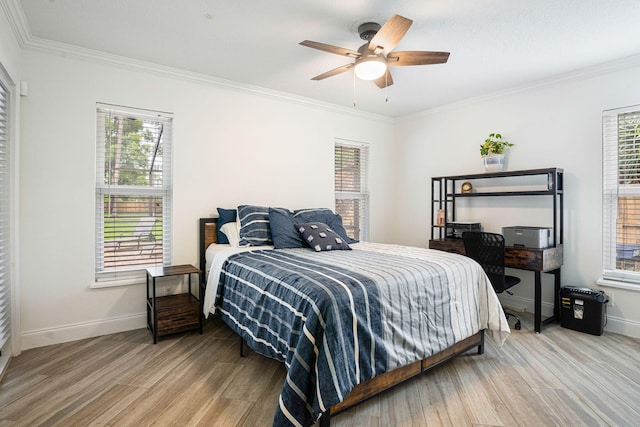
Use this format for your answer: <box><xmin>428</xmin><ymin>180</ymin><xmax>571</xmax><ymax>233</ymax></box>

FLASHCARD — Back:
<box><xmin>603</xmin><ymin>105</ymin><xmax>640</xmax><ymax>285</ymax></box>
<box><xmin>0</xmin><ymin>78</ymin><xmax>10</xmax><ymax>352</ymax></box>
<box><xmin>95</xmin><ymin>104</ymin><xmax>173</xmax><ymax>279</ymax></box>
<box><xmin>335</xmin><ymin>139</ymin><xmax>369</xmax><ymax>241</ymax></box>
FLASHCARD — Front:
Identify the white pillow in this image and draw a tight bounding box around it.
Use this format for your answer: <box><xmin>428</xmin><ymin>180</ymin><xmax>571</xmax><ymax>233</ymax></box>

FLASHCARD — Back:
<box><xmin>220</xmin><ymin>221</ymin><xmax>241</xmax><ymax>247</ymax></box>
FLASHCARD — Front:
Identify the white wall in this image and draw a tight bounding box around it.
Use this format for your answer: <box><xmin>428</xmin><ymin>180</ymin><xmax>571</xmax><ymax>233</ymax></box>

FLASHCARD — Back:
<box><xmin>13</xmin><ymin>24</ymin><xmax>640</xmax><ymax>348</ymax></box>
<box><xmin>18</xmin><ymin>50</ymin><xmax>395</xmax><ymax>349</ymax></box>
<box><xmin>394</xmin><ymin>59</ymin><xmax>640</xmax><ymax>337</ymax></box>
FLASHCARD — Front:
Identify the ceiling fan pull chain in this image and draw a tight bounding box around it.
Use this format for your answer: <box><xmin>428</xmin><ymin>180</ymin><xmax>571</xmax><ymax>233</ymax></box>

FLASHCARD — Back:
<box><xmin>353</xmin><ymin>72</ymin><xmax>357</xmax><ymax>107</ymax></box>
<box><xmin>385</xmin><ymin>73</ymin><xmax>389</xmax><ymax>102</ymax></box>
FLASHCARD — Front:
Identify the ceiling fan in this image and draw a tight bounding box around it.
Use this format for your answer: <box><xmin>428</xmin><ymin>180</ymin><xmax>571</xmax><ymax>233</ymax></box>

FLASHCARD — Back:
<box><xmin>300</xmin><ymin>14</ymin><xmax>450</xmax><ymax>88</ymax></box>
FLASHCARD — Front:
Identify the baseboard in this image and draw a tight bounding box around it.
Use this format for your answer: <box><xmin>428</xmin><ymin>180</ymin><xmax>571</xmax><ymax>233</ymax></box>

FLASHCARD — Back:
<box><xmin>497</xmin><ymin>294</ymin><xmax>640</xmax><ymax>338</ymax></box>
<box><xmin>21</xmin><ymin>312</ymin><xmax>146</xmax><ymax>350</ymax></box>
<box><xmin>599</xmin><ymin>314</ymin><xmax>640</xmax><ymax>339</ymax></box>
<box><xmin>19</xmin><ymin>298</ymin><xmax>640</xmax><ymax>350</ymax></box>
<box><xmin>498</xmin><ymin>294</ymin><xmax>555</xmax><ymax>317</ymax></box>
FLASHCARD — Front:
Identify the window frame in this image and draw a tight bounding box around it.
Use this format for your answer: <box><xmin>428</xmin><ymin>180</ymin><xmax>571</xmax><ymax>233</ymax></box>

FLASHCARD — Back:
<box><xmin>334</xmin><ymin>139</ymin><xmax>370</xmax><ymax>241</ymax></box>
<box><xmin>602</xmin><ymin>105</ymin><xmax>640</xmax><ymax>287</ymax></box>
<box><xmin>0</xmin><ymin>65</ymin><xmax>14</xmax><ymax>367</ymax></box>
<box><xmin>94</xmin><ymin>104</ymin><xmax>173</xmax><ymax>283</ymax></box>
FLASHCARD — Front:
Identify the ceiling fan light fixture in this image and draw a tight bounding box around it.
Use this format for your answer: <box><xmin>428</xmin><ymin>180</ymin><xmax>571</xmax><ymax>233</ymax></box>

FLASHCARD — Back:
<box><xmin>301</xmin><ymin>14</ymin><xmax>447</xmax><ymax>88</ymax></box>
<box><xmin>354</xmin><ymin>56</ymin><xmax>387</xmax><ymax>80</ymax></box>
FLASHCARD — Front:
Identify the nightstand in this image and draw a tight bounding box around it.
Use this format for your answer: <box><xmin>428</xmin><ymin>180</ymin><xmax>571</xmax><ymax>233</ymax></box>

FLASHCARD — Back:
<box><xmin>146</xmin><ymin>264</ymin><xmax>202</xmax><ymax>343</ymax></box>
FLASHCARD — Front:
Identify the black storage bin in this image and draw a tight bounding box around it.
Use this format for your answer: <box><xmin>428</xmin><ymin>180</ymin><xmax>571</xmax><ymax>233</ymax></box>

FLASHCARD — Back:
<box><xmin>560</xmin><ymin>287</ymin><xmax>607</xmax><ymax>336</ymax></box>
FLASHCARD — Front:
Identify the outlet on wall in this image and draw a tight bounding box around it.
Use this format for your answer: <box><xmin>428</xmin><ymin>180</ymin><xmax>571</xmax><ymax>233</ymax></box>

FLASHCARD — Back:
<box><xmin>164</xmin><ymin>287</ymin><xmax>172</xmax><ymax>296</ymax></box>
<box><xmin>607</xmin><ymin>291</ymin><xmax>614</xmax><ymax>307</ymax></box>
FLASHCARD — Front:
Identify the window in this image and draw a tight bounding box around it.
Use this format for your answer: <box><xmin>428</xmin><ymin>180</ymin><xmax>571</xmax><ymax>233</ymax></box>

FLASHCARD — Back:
<box><xmin>95</xmin><ymin>104</ymin><xmax>172</xmax><ymax>279</ymax></box>
<box><xmin>335</xmin><ymin>139</ymin><xmax>369</xmax><ymax>241</ymax></box>
<box><xmin>603</xmin><ymin>105</ymin><xmax>640</xmax><ymax>285</ymax></box>
<box><xmin>0</xmin><ymin>74</ymin><xmax>11</xmax><ymax>364</ymax></box>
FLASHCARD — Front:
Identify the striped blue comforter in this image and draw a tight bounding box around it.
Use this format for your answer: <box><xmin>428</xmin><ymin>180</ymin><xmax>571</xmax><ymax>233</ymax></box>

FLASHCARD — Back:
<box><xmin>209</xmin><ymin>242</ymin><xmax>510</xmax><ymax>426</ymax></box>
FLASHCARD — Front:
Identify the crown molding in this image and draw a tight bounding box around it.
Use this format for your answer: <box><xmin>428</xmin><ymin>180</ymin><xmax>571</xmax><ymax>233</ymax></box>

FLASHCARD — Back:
<box><xmin>2</xmin><ymin>0</ymin><xmax>390</xmax><ymax>124</ymax></box>
<box><xmin>1</xmin><ymin>0</ymin><xmax>30</xmax><ymax>47</ymax></box>
<box><xmin>27</xmin><ymin>36</ymin><xmax>390</xmax><ymax>123</ymax></box>
<box><xmin>5</xmin><ymin>0</ymin><xmax>640</xmax><ymax>126</ymax></box>
<box><xmin>397</xmin><ymin>53</ymin><xmax>640</xmax><ymax>122</ymax></box>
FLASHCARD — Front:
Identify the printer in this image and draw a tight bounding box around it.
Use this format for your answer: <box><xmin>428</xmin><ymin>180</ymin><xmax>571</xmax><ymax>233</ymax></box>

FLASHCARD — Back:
<box><xmin>502</xmin><ymin>226</ymin><xmax>552</xmax><ymax>248</ymax></box>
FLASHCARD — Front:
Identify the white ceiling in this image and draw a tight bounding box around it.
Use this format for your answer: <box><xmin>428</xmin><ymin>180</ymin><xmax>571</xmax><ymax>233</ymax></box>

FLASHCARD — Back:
<box><xmin>13</xmin><ymin>0</ymin><xmax>640</xmax><ymax>117</ymax></box>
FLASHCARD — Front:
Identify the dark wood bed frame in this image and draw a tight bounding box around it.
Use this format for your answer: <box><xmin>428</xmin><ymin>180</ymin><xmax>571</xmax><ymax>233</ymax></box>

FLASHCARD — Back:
<box><xmin>198</xmin><ymin>217</ymin><xmax>485</xmax><ymax>426</ymax></box>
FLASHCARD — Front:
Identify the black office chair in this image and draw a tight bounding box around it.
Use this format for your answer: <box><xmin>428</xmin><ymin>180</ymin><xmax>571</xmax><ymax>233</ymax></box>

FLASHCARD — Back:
<box><xmin>462</xmin><ymin>231</ymin><xmax>522</xmax><ymax>330</ymax></box>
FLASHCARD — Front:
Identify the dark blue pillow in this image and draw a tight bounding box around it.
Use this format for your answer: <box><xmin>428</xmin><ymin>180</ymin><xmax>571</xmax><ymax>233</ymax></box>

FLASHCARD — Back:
<box><xmin>295</xmin><ymin>222</ymin><xmax>352</xmax><ymax>252</ymax></box>
<box><xmin>293</xmin><ymin>208</ymin><xmax>358</xmax><ymax>243</ymax></box>
<box><xmin>238</xmin><ymin>205</ymin><xmax>272</xmax><ymax>246</ymax></box>
<box><xmin>269</xmin><ymin>208</ymin><xmax>305</xmax><ymax>249</ymax></box>
<box><xmin>216</xmin><ymin>208</ymin><xmax>237</xmax><ymax>244</ymax></box>
<box><xmin>325</xmin><ymin>214</ymin><xmax>358</xmax><ymax>244</ymax></box>
<box><xmin>292</xmin><ymin>208</ymin><xmax>334</xmax><ymax>218</ymax></box>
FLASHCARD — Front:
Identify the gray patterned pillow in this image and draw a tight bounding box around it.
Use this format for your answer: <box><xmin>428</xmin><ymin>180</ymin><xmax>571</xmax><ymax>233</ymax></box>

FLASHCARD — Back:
<box><xmin>293</xmin><ymin>208</ymin><xmax>358</xmax><ymax>243</ymax></box>
<box><xmin>295</xmin><ymin>222</ymin><xmax>351</xmax><ymax>252</ymax></box>
<box><xmin>238</xmin><ymin>205</ymin><xmax>272</xmax><ymax>246</ymax></box>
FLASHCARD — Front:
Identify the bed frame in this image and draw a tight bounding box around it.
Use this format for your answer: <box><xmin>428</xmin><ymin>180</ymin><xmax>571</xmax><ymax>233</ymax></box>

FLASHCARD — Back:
<box><xmin>198</xmin><ymin>217</ymin><xmax>485</xmax><ymax>426</ymax></box>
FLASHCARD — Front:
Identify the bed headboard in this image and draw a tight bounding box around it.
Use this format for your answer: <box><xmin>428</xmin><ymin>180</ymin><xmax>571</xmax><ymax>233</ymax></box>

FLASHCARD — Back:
<box><xmin>199</xmin><ymin>217</ymin><xmax>218</xmax><ymax>281</ymax></box>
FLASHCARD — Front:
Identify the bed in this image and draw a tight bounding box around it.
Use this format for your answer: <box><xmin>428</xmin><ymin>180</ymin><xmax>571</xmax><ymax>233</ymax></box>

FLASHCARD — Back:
<box><xmin>198</xmin><ymin>212</ymin><xmax>509</xmax><ymax>427</ymax></box>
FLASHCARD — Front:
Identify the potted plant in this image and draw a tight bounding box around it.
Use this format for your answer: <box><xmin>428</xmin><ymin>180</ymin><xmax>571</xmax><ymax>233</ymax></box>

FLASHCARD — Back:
<box><xmin>480</xmin><ymin>133</ymin><xmax>513</xmax><ymax>171</ymax></box>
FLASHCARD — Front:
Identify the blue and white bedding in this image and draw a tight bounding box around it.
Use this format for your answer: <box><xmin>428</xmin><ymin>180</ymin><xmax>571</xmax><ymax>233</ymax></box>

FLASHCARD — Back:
<box><xmin>204</xmin><ymin>242</ymin><xmax>510</xmax><ymax>427</ymax></box>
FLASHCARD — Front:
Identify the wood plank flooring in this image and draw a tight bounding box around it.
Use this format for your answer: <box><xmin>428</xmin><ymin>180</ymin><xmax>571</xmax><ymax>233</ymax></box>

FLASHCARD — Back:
<box><xmin>1</xmin><ymin>313</ymin><xmax>639</xmax><ymax>426</ymax></box>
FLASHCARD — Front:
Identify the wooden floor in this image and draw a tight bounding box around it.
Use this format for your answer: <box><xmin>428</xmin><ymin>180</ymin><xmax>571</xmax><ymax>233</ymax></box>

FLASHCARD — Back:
<box><xmin>1</xmin><ymin>313</ymin><xmax>639</xmax><ymax>426</ymax></box>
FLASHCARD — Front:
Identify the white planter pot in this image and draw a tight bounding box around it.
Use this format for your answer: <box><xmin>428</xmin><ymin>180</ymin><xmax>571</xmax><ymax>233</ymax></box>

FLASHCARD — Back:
<box><xmin>482</xmin><ymin>154</ymin><xmax>505</xmax><ymax>172</ymax></box>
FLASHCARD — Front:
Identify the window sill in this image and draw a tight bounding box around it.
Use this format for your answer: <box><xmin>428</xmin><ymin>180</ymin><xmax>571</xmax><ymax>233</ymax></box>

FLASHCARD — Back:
<box><xmin>90</xmin><ymin>273</ymin><xmax>146</xmax><ymax>289</ymax></box>
<box><xmin>596</xmin><ymin>278</ymin><xmax>640</xmax><ymax>292</ymax></box>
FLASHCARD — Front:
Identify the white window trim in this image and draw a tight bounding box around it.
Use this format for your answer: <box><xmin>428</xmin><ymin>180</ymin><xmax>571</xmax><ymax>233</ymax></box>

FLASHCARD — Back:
<box><xmin>0</xmin><ymin>63</ymin><xmax>18</xmax><ymax>362</ymax></box>
<box><xmin>335</xmin><ymin>138</ymin><xmax>370</xmax><ymax>241</ymax></box>
<box><xmin>596</xmin><ymin>277</ymin><xmax>640</xmax><ymax>292</ymax></box>
<box><xmin>90</xmin><ymin>270</ymin><xmax>146</xmax><ymax>289</ymax></box>
<box><xmin>601</xmin><ymin>104</ymin><xmax>640</xmax><ymax>289</ymax></box>
<box><xmin>95</xmin><ymin>104</ymin><xmax>173</xmax><ymax>285</ymax></box>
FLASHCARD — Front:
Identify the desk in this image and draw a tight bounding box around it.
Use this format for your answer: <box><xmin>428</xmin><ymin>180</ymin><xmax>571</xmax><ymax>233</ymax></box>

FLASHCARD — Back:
<box><xmin>429</xmin><ymin>238</ymin><xmax>562</xmax><ymax>333</ymax></box>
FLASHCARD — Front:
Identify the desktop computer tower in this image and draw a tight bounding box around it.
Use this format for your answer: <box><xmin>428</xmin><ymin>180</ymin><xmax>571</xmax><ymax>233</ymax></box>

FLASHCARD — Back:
<box><xmin>560</xmin><ymin>287</ymin><xmax>608</xmax><ymax>336</ymax></box>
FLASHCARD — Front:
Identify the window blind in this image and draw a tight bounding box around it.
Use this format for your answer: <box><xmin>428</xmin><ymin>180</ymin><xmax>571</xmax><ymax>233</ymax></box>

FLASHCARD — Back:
<box><xmin>0</xmin><ymin>80</ymin><xmax>10</xmax><ymax>350</ymax></box>
<box><xmin>335</xmin><ymin>139</ymin><xmax>369</xmax><ymax>241</ymax></box>
<box><xmin>95</xmin><ymin>104</ymin><xmax>173</xmax><ymax>279</ymax></box>
<box><xmin>603</xmin><ymin>105</ymin><xmax>640</xmax><ymax>284</ymax></box>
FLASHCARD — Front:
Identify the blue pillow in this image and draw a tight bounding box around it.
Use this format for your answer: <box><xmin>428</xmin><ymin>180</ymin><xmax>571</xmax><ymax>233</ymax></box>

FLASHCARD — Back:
<box><xmin>325</xmin><ymin>214</ymin><xmax>358</xmax><ymax>244</ymax></box>
<box><xmin>293</xmin><ymin>208</ymin><xmax>358</xmax><ymax>243</ymax></box>
<box><xmin>269</xmin><ymin>207</ymin><xmax>305</xmax><ymax>249</ymax></box>
<box><xmin>295</xmin><ymin>222</ymin><xmax>352</xmax><ymax>252</ymax></box>
<box><xmin>292</xmin><ymin>208</ymin><xmax>334</xmax><ymax>218</ymax></box>
<box><xmin>216</xmin><ymin>208</ymin><xmax>237</xmax><ymax>244</ymax></box>
<box><xmin>238</xmin><ymin>205</ymin><xmax>272</xmax><ymax>246</ymax></box>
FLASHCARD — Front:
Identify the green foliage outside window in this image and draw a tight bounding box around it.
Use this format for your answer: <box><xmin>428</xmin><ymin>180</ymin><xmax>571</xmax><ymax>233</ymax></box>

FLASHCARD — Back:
<box><xmin>104</xmin><ymin>116</ymin><xmax>163</xmax><ymax>187</ymax></box>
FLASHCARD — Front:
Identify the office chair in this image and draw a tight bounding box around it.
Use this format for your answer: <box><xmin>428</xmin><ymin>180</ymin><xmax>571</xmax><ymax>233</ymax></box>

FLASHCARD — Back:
<box><xmin>462</xmin><ymin>231</ymin><xmax>522</xmax><ymax>330</ymax></box>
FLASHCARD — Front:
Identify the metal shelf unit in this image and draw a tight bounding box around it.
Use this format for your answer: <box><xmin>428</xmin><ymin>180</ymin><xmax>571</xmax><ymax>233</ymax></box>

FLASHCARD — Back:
<box><xmin>430</xmin><ymin>167</ymin><xmax>564</xmax><ymax>246</ymax></box>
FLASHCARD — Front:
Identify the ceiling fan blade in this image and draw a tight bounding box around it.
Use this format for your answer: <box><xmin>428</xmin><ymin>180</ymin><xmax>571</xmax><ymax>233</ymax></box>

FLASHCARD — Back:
<box><xmin>311</xmin><ymin>63</ymin><xmax>354</xmax><ymax>81</ymax></box>
<box><xmin>369</xmin><ymin>14</ymin><xmax>413</xmax><ymax>53</ymax></box>
<box><xmin>373</xmin><ymin>69</ymin><xmax>394</xmax><ymax>88</ymax></box>
<box><xmin>299</xmin><ymin>40</ymin><xmax>360</xmax><ymax>58</ymax></box>
<box><xmin>387</xmin><ymin>51</ymin><xmax>450</xmax><ymax>66</ymax></box>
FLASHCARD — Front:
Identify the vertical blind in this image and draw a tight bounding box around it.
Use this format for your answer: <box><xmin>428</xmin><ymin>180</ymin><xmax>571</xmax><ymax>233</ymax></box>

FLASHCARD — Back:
<box><xmin>335</xmin><ymin>139</ymin><xmax>369</xmax><ymax>241</ymax></box>
<box><xmin>603</xmin><ymin>105</ymin><xmax>640</xmax><ymax>284</ymax></box>
<box><xmin>0</xmin><ymin>80</ymin><xmax>10</xmax><ymax>350</ymax></box>
<box><xmin>95</xmin><ymin>104</ymin><xmax>173</xmax><ymax>278</ymax></box>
